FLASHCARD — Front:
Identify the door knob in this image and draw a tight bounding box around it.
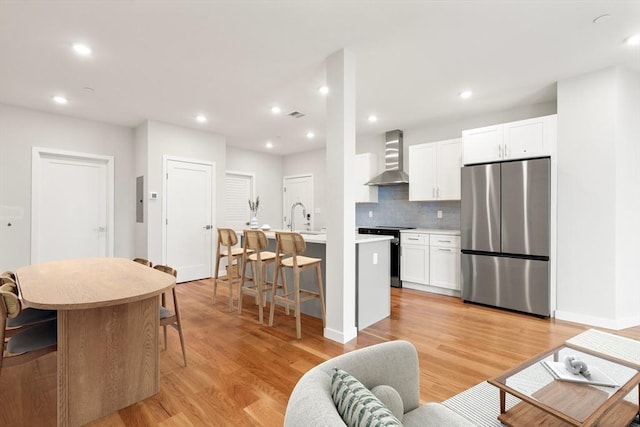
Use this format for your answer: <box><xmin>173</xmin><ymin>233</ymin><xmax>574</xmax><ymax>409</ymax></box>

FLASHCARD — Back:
<box><xmin>203</xmin><ymin>225</ymin><xmax>213</xmax><ymax>230</ymax></box>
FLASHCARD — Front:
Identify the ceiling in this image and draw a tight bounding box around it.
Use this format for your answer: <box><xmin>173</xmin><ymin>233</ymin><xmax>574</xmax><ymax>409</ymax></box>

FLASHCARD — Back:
<box><xmin>1</xmin><ymin>1</ymin><xmax>638</xmax><ymax>155</ymax></box>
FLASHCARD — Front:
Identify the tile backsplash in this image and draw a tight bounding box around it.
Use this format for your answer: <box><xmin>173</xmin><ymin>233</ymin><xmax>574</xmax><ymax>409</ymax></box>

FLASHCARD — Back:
<box><xmin>356</xmin><ymin>185</ymin><xmax>460</xmax><ymax>230</ymax></box>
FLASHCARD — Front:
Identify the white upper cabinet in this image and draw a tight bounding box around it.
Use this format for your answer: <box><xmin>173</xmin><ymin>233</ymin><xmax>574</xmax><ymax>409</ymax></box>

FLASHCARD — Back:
<box><xmin>436</xmin><ymin>139</ymin><xmax>463</xmax><ymax>200</ymax></box>
<box><xmin>408</xmin><ymin>143</ymin><xmax>436</xmax><ymax>201</ymax></box>
<box><xmin>462</xmin><ymin>114</ymin><xmax>556</xmax><ymax>165</ymax></box>
<box><xmin>355</xmin><ymin>153</ymin><xmax>378</xmax><ymax>203</ymax></box>
<box><xmin>409</xmin><ymin>138</ymin><xmax>462</xmax><ymax>201</ymax></box>
<box><xmin>461</xmin><ymin>125</ymin><xmax>503</xmax><ymax>165</ymax></box>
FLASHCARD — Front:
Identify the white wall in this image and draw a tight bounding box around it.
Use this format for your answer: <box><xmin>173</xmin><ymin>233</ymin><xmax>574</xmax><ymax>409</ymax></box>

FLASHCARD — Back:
<box><xmin>226</xmin><ymin>146</ymin><xmax>283</xmax><ymax>229</ymax></box>
<box><xmin>141</xmin><ymin>120</ymin><xmax>226</xmax><ymax>266</ymax></box>
<box><xmin>556</xmin><ymin>66</ymin><xmax>640</xmax><ymax>329</ymax></box>
<box><xmin>0</xmin><ymin>103</ymin><xmax>135</xmax><ymax>271</ymax></box>
<box><xmin>615</xmin><ymin>68</ymin><xmax>640</xmax><ymax>322</ymax></box>
<box><xmin>283</xmin><ymin>148</ymin><xmax>327</xmax><ymax>230</ymax></box>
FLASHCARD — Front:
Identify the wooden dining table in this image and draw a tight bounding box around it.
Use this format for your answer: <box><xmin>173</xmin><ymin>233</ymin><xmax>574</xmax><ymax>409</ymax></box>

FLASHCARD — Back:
<box><xmin>17</xmin><ymin>257</ymin><xmax>176</xmax><ymax>427</ymax></box>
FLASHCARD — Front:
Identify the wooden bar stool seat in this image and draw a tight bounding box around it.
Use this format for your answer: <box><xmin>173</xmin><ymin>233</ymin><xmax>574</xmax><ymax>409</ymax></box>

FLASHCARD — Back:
<box><xmin>269</xmin><ymin>231</ymin><xmax>326</xmax><ymax>339</ymax></box>
<box><xmin>214</xmin><ymin>227</ymin><xmax>254</xmax><ymax>311</ymax></box>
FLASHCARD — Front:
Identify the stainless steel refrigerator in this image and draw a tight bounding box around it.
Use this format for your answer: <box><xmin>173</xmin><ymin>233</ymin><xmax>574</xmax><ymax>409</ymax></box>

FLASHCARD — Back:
<box><xmin>460</xmin><ymin>157</ymin><xmax>550</xmax><ymax>316</ymax></box>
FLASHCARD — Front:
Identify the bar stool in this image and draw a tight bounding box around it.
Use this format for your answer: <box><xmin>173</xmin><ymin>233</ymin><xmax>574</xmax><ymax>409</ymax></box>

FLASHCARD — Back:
<box><xmin>269</xmin><ymin>231</ymin><xmax>326</xmax><ymax>339</ymax></box>
<box><xmin>214</xmin><ymin>228</ymin><xmax>253</xmax><ymax>311</ymax></box>
<box><xmin>238</xmin><ymin>229</ymin><xmax>281</xmax><ymax>323</ymax></box>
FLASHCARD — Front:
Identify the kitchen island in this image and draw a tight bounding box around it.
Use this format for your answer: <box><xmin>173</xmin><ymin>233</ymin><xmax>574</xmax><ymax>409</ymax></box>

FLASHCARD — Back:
<box><xmin>239</xmin><ymin>231</ymin><xmax>392</xmax><ymax>330</ymax></box>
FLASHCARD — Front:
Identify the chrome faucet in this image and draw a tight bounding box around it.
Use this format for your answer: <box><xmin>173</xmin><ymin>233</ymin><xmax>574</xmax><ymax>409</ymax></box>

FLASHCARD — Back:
<box><xmin>290</xmin><ymin>202</ymin><xmax>307</xmax><ymax>231</ymax></box>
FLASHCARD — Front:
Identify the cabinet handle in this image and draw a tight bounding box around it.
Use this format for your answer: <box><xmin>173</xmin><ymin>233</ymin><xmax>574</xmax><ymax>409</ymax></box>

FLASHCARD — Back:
<box><xmin>438</xmin><ymin>248</ymin><xmax>453</xmax><ymax>252</ymax></box>
<box><xmin>436</xmin><ymin>187</ymin><xmax>440</xmax><ymax>198</ymax></box>
<box><xmin>438</xmin><ymin>240</ymin><xmax>451</xmax><ymax>243</ymax></box>
<box><xmin>498</xmin><ymin>144</ymin><xmax>503</xmax><ymax>158</ymax></box>
<box><xmin>432</xmin><ymin>188</ymin><xmax>436</xmax><ymax>198</ymax></box>
<box><xmin>408</xmin><ymin>237</ymin><xmax>419</xmax><ymax>241</ymax></box>
<box><xmin>504</xmin><ymin>144</ymin><xmax>509</xmax><ymax>158</ymax></box>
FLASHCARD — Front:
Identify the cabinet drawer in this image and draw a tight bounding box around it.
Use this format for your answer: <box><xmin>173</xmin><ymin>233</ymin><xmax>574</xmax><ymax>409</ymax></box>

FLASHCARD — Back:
<box><xmin>429</xmin><ymin>234</ymin><xmax>460</xmax><ymax>248</ymax></box>
<box><xmin>401</xmin><ymin>233</ymin><xmax>428</xmax><ymax>245</ymax></box>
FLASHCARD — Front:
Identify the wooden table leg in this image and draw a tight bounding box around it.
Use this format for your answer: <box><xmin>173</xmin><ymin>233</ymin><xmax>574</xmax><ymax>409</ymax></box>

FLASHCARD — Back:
<box><xmin>500</xmin><ymin>390</ymin><xmax>506</xmax><ymax>414</ymax></box>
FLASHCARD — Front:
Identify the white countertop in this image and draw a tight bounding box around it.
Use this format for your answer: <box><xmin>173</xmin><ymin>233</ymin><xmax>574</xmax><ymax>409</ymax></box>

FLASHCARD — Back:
<box><xmin>400</xmin><ymin>228</ymin><xmax>460</xmax><ymax>235</ymax></box>
<box><xmin>236</xmin><ymin>229</ymin><xmax>393</xmax><ymax>245</ymax></box>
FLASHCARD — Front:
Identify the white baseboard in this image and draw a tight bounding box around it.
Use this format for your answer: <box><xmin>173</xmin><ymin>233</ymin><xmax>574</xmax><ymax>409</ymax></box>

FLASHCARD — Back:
<box><xmin>324</xmin><ymin>326</ymin><xmax>358</xmax><ymax>344</ymax></box>
<box><xmin>554</xmin><ymin>309</ymin><xmax>640</xmax><ymax>330</ymax></box>
<box><xmin>401</xmin><ymin>281</ymin><xmax>461</xmax><ymax>298</ymax></box>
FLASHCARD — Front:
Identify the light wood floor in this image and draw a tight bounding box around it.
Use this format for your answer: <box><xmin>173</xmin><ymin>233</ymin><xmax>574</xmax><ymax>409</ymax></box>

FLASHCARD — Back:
<box><xmin>2</xmin><ymin>278</ymin><xmax>638</xmax><ymax>426</ymax></box>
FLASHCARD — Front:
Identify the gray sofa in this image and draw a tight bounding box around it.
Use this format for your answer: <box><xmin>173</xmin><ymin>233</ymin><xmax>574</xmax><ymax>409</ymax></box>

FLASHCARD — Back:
<box><xmin>284</xmin><ymin>340</ymin><xmax>475</xmax><ymax>426</ymax></box>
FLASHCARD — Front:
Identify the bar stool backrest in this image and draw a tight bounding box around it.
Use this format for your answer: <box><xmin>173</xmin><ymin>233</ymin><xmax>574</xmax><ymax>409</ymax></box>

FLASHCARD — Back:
<box><xmin>276</xmin><ymin>231</ymin><xmax>306</xmax><ymax>256</ymax></box>
<box><xmin>218</xmin><ymin>228</ymin><xmax>238</xmax><ymax>247</ymax></box>
<box><xmin>244</xmin><ymin>229</ymin><xmax>268</xmax><ymax>251</ymax></box>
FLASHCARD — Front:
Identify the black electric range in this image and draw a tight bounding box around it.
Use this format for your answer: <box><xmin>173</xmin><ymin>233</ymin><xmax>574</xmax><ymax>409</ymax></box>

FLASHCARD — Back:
<box><xmin>358</xmin><ymin>226</ymin><xmax>415</xmax><ymax>287</ymax></box>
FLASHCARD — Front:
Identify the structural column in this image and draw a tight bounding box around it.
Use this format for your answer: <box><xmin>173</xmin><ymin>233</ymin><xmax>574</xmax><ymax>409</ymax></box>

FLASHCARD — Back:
<box><xmin>324</xmin><ymin>49</ymin><xmax>358</xmax><ymax>343</ymax></box>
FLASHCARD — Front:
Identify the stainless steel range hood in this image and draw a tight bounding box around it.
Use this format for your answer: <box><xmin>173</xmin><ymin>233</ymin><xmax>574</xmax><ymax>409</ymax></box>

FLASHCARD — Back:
<box><xmin>366</xmin><ymin>130</ymin><xmax>409</xmax><ymax>186</ymax></box>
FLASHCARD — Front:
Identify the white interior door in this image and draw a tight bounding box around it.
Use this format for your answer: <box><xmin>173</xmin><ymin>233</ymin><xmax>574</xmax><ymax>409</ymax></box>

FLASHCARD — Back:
<box><xmin>224</xmin><ymin>172</ymin><xmax>254</xmax><ymax>230</ymax></box>
<box><xmin>31</xmin><ymin>148</ymin><xmax>114</xmax><ymax>263</ymax></box>
<box><xmin>164</xmin><ymin>157</ymin><xmax>214</xmax><ymax>283</ymax></box>
<box><xmin>283</xmin><ymin>174</ymin><xmax>313</xmax><ymax>231</ymax></box>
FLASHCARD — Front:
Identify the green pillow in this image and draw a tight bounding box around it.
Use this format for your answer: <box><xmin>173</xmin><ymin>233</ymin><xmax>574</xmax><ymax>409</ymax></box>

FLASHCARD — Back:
<box><xmin>330</xmin><ymin>368</ymin><xmax>402</xmax><ymax>427</ymax></box>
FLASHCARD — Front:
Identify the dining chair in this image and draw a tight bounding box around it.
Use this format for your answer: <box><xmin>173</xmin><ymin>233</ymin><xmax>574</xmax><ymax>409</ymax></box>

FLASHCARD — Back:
<box><xmin>133</xmin><ymin>257</ymin><xmax>152</xmax><ymax>267</ymax></box>
<box><xmin>0</xmin><ymin>275</ymin><xmax>57</xmax><ymax>339</ymax></box>
<box><xmin>269</xmin><ymin>231</ymin><xmax>326</xmax><ymax>339</ymax></box>
<box><xmin>153</xmin><ymin>264</ymin><xmax>187</xmax><ymax>367</ymax></box>
<box><xmin>0</xmin><ymin>287</ymin><xmax>57</xmax><ymax>376</ymax></box>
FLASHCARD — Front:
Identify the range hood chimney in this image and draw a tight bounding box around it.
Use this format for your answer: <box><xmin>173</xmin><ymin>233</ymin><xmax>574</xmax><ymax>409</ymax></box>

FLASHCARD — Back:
<box><xmin>366</xmin><ymin>130</ymin><xmax>409</xmax><ymax>186</ymax></box>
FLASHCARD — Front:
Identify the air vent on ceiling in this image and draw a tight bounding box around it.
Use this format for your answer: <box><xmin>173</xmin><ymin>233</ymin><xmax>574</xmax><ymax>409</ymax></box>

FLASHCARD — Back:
<box><xmin>288</xmin><ymin>111</ymin><xmax>305</xmax><ymax>118</ymax></box>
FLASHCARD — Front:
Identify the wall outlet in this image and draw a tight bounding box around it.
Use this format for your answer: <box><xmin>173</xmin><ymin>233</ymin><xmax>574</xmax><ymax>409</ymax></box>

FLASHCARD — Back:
<box><xmin>368</xmin><ymin>210</ymin><xmax>373</xmax><ymax>218</ymax></box>
<box><xmin>437</xmin><ymin>210</ymin><xmax>443</xmax><ymax>219</ymax></box>
<box><xmin>373</xmin><ymin>252</ymin><xmax>378</xmax><ymax>265</ymax></box>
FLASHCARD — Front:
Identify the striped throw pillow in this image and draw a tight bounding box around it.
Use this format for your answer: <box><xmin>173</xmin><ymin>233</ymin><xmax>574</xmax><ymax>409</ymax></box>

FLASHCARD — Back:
<box><xmin>330</xmin><ymin>368</ymin><xmax>402</xmax><ymax>427</ymax></box>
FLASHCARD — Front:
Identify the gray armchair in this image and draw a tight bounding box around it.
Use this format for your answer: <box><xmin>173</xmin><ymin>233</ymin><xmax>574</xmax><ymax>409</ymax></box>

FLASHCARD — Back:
<box><xmin>284</xmin><ymin>340</ymin><xmax>474</xmax><ymax>426</ymax></box>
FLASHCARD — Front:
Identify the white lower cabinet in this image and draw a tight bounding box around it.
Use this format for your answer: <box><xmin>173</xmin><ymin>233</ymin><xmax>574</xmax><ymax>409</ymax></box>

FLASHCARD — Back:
<box><xmin>429</xmin><ymin>234</ymin><xmax>460</xmax><ymax>290</ymax></box>
<box><xmin>400</xmin><ymin>233</ymin><xmax>428</xmax><ymax>284</ymax></box>
<box><xmin>401</xmin><ymin>231</ymin><xmax>460</xmax><ymax>294</ymax></box>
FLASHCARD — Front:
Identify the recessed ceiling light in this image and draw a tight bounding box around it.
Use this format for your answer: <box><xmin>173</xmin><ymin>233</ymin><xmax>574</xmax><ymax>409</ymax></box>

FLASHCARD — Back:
<box><xmin>318</xmin><ymin>86</ymin><xmax>329</xmax><ymax>95</ymax></box>
<box><xmin>459</xmin><ymin>90</ymin><xmax>473</xmax><ymax>99</ymax></box>
<box><xmin>52</xmin><ymin>95</ymin><xmax>68</xmax><ymax>105</ymax></box>
<box><xmin>266</xmin><ymin>141</ymin><xmax>273</xmax><ymax>148</ymax></box>
<box><xmin>72</xmin><ymin>43</ymin><xmax>92</xmax><ymax>56</ymax></box>
<box><xmin>624</xmin><ymin>33</ymin><xmax>640</xmax><ymax>46</ymax></box>
<box><xmin>195</xmin><ymin>114</ymin><xmax>207</xmax><ymax>123</ymax></box>
<box><xmin>306</xmin><ymin>131</ymin><xmax>315</xmax><ymax>139</ymax></box>
<box><xmin>271</xmin><ymin>106</ymin><xmax>281</xmax><ymax>114</ymax></box>
<box><xmin>368</xmin><ymin>114</ymin><xmax>378</xmax><ymax>123</ymax></box>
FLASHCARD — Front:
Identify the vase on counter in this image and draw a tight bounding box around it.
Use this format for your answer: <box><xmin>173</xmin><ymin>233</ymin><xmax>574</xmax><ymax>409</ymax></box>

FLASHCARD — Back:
<box><xmin>248</xmin><ymin>196</ymin><xmax>260</xmax><ymax>229</ymax></box>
